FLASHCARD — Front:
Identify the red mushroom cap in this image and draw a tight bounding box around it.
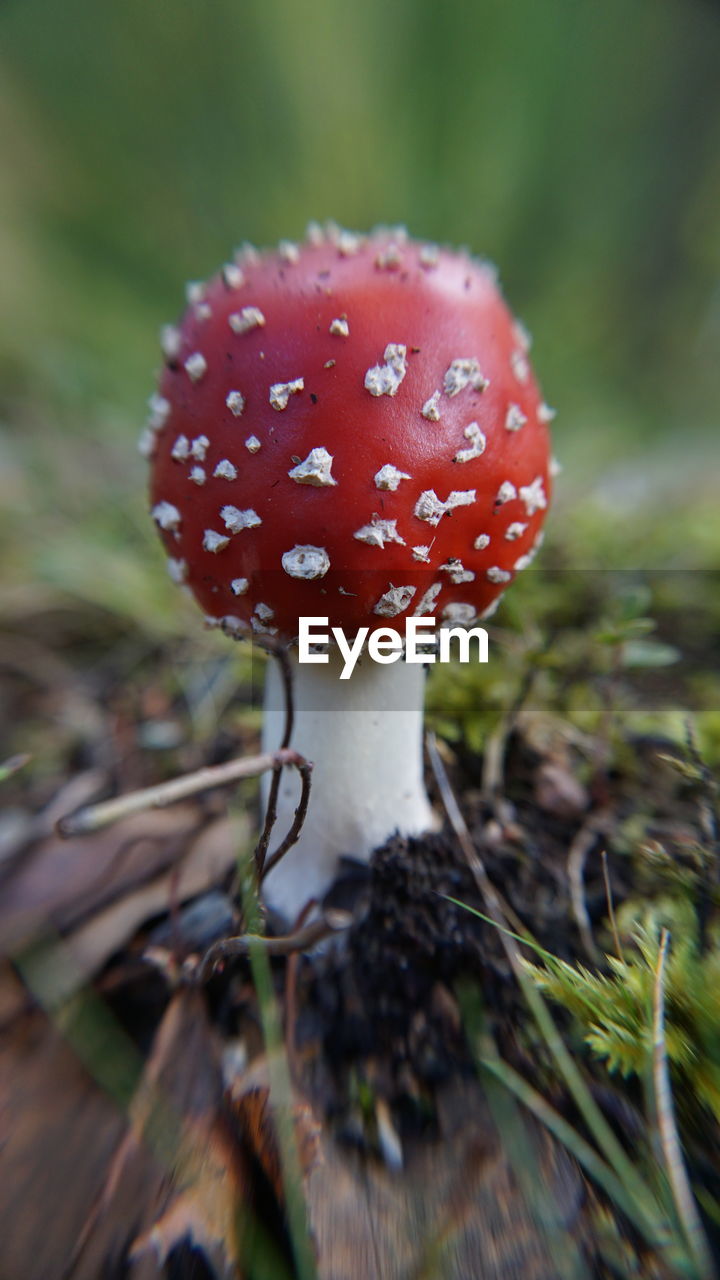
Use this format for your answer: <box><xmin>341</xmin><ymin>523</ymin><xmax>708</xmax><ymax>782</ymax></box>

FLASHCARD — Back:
<box><xmin>146</xmin><ymin>225</ymin><xmax>553</xmax><ymax>640</ymax></box>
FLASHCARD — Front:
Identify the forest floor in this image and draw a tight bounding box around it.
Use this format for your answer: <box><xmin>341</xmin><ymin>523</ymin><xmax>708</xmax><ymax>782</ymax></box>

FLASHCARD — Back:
<box><xmin>0</xmin><ymin>551</ymin><xmax>718</xmax><ymax>1279</ymax></box>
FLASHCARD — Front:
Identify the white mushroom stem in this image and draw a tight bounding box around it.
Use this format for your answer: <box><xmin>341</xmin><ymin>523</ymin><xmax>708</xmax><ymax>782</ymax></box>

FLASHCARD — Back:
<box><xmin>260</xmin><ymin>650</ymin><xmax>437</xmax><ymax>924</ymax></box>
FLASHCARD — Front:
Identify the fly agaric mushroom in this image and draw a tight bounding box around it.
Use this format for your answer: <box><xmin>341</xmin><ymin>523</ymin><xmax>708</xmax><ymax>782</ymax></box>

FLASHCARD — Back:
<box><xmin>145</xmin><ymin>224</ymin><xmax>553</xmax><ymax>924</ymax></box>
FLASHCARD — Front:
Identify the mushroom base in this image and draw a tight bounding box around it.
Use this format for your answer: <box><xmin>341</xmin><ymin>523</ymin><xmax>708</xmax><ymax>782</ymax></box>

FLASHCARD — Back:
<box><xmin>260</xmin><ymin>650</ymin><xmax>437</xmax><ymax>925</ymax></box>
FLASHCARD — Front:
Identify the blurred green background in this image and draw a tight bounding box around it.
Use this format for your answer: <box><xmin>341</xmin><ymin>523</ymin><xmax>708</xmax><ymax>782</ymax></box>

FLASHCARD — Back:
<box><xmin>0</xmin><ymin>0</ymin><xmax>718</xmax><ymax>638</ymax></box>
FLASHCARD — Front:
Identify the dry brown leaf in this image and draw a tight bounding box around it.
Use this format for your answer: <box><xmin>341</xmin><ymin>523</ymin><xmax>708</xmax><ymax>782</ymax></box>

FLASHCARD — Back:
<box><xmin>128</xmin><ymin>1112</ymin><xmax>244</xmax><ymax>1278</ymax></box>
<box><xmin>70</xmin><ymin>987</ymin><xmax>250</xmax><ymax>1280</ymax></box>
<box><xmin>0</xmin><ymin>769</ymin><xmax>108</xmax><ymax>870</ymax></box>
<box><xmin>65</xmin><ymin>813</ymin><xmax>248</xmax><ymax>989</ymax></box>
<box><xmin>2</xmin><ymin>809</ymin><xmax>248</xmax><ymax>997</ymax></box>
<box><xmin>1</xmin><ymin>803</ymin><xmax>204</xmax><ymax>953</ymax></box>
<box><xmin>0</xmin><ymin>1003</ymin><xmax>127</xmax><ymax>1280</ymax></box>
<box><xmin>225</xmin><ymin>1054</ymin><xmax>322</xmax><ymax>1204</ymax></box>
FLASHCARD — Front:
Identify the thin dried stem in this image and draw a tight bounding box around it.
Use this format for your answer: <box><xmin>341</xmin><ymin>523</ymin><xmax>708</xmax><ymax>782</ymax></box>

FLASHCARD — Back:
<box><xmin>260</xmin><ymin>761</ymin><xmax>313</xmax><ymax>880</ymax></box>
<box><xmin>601</xmin><ymin>849</ymin><xmax>623</xmax><ymax>961</ymax></box>
<box><xmin>197</xmin><ymin>907</ymin><xmax>351</xmax><ymax>982</ymax></box>
<box><xmin>274</xmin><ymin>641</ymin><xmax>296</xmax><ymax>750</ymax></box>
<box><xmin>567</xmin><ymin>817</ymin><xmax>603</xmax><ymax>965</ymax></box>
<box><xmin>427</xmin><ymin>731</ymin><xmax>528</xmax><ymax>940</ymax></box>
<box><xmin>652</xmin><ymin>930</ymin><xmax>716</xmax><ymax>1280</ymax></box>
<box><xmin>254</xmin><ymin>643</ymin><xmax>297</xmax><ymax>879</ymax></box>
<box><xmin>56</xmin><ymin>748</ymin><xmax>303</xmax><ymax>837</ymax></box>
<box><xmin>253</xmin><ymin>767</ymin><xmax>281</xmax><ymax>879</ymax></box>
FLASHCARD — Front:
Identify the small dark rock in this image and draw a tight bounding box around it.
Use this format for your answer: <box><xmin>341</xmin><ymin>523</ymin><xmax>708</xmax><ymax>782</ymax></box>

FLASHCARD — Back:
<box><xmin>149</xmin><ymin>890</ymin><xmax>236</xmax><ymax>953</ymax></box>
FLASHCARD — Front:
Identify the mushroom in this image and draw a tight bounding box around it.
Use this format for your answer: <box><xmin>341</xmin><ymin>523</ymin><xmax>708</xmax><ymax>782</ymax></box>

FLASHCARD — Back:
<box><xmin>145</xmin><ymin>224</ymin><xmax>553</xmax><ymax>924</ymax></box>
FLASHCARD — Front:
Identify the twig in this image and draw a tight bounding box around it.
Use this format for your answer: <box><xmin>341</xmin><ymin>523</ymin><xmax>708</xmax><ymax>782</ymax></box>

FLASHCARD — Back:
<box><xmin>567</xmin><ymin>816</ymin><xmax>604</xmax><ymax>965</ymax></box>
<box><xmin>197</xmin><ymin>907</ymin><xmax>351</xmax><ymax>983</ymax></box>
<box><xmin>56</xmin><ymin>748</ymin><xmax>304</xmax><ymax>837</ymax></box>
<box><xmin>255</xmin><ymin>634</ymin><xmax>296</xmax><ymax>750</ymax></box>
<box><xmin>254</xmin><ymin>643</ymin><xmax>297</xmax><ymax>879</ymax></box>
<box><xmin>260</xmin><ymin>761</ymin><xmax>313</xmax><ymax>879</ymax></box>
<box><xmin>427</xmin><ymin>731</ymin><xmax>530</xmax><ymax>940</ymax></box>
<box><xmin>653</xmin><ymin>930</ymin><xmax>716</xmax><ymax>1280</ymax></box>
<box><xmin>601</xmin><ymin>850</ymin><xmax>623</xmax><ymax>962</ymax></box>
